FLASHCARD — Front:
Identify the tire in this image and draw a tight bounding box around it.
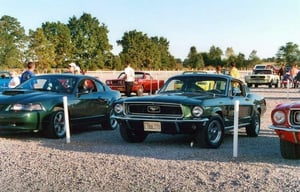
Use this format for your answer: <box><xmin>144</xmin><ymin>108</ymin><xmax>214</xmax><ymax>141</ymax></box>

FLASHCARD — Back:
<box><xmin>195</xmin><ymin>116</ymin><xmax>224</xmax><ymax>148</ymax></box>
<box><xmin>102</xmin><ymin>109</ymin><xmax>119</xmax><ymax>130</ymax></box>
<box><xmin>268</xmin><ymin>81</ymin><xmax>272</xmax><ymax>88</ymax></box>
<box><xmin>247</xmin><ymin>83</ymin><xmax>252</xmax><ymax>88</ymax></box>
<box><xmin>119</xmin><ymin>124</ymin><xmax>148</xmax><ymax>143</ymax></box>
<box><xmin>42</xmin><ymin>108</ymin><xmax>66</xmax><ymax>138</ymax></box>
<box><xmin>245</xmin><ymin>112</ymin><xmax>260</xmax><ymax>137</ymax></box>
<box><xmin>255</xmin><ymin>84</ymin><xmax>258</xmax><ymax>88</ymax></box>
<box><xmin>280</xmin><ymin>139</ymin><xmax>300</xmax><ymax>159</ymax></box>
<box><xmin>274</xmin><ymin>80</ymin><xmax>278</xmax><ymax>88</ymax></box>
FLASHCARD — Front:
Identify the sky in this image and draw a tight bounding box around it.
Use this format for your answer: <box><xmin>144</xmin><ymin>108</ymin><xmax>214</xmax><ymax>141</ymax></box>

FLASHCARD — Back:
<box><xmin>1</xmin><ymin>0</ymin><xmax>299</xmax><ymax>60</ymax></box>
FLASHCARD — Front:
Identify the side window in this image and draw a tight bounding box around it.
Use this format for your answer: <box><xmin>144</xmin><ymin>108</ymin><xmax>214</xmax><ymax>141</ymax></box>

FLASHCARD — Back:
<box><xmin>231</xmin><ymin>80</ymin><xmax>244</xmax><ymax>96</ymax></box>
<box><xmin>78</xmin><ymin>79</ymin><xmax>96</xmax><ymax>93</ymax></box>
<box><xmin>95</xmin><ymin>81</ymin><xmax>105</xmax><ymax>92</ymax></box>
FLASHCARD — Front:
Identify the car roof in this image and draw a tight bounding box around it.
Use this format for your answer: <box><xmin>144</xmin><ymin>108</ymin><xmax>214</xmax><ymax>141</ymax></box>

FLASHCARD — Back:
<box><xmin>170</xmin><ymin>73</ymin><xmax>233</xmax><ymax>80</ymax></box>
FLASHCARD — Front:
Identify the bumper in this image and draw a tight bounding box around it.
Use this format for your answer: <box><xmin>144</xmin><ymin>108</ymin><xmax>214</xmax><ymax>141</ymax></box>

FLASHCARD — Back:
<box><xmin>113</xmin><ymin>115</ymin><xmax>209</xmax><ymax>134</ymax></box>
<box><xmin>245</xmin><ymin>80</ymin><xmax>271</xmax><ymax>84</ymax></box>
<box><xmin>269</xmin><ymin>125</ymin><xmax>300</xmax><ymax>144</ymax></box>
<box><xmin>0</xmin><ymin>111</ymin><xmax>41</xmax><ymax>132</ymax></box>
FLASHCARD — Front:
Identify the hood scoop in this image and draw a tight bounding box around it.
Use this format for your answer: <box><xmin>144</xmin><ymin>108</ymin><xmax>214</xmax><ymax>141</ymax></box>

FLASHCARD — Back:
<box><xmin>2</xmin><ymin>89</ymin><xmax>33</xmax><ymax>96</ymax></box>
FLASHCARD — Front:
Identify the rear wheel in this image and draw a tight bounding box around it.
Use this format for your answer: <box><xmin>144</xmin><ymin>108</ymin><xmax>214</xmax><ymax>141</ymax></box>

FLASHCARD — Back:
<box><xmin>119</xmin><ymin>124</ymin><xmax>148</xmax><ymax>143</ymax></box>
<box><xmin>280</xmin><ymin>139</ymin><xmax>300</xmax><ymax>159</ymax></box>
<box><xmin>42</xmin><ymin>108</ymin><xmax>65</xmax><ymax>138</ymax></box>
<box><xmin>246</xmin><ymin>112</ymin><xmax>260</xmax><ymax>137</ymax></box>
<box><xmin>195</xmin><ymin>116</ymin><xmax>224</xmax><ymax>148</ymax></box>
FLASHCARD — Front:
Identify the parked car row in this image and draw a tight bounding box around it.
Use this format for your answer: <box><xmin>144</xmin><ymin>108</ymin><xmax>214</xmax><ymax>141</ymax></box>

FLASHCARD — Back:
<box><xmin>0</xmin><ymin>71</ymin><xmax>298</xmax><ymax>159</ymax></box>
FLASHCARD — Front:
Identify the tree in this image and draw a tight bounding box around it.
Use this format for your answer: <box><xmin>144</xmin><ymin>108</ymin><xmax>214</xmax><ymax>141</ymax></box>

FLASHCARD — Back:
<box><xmin>0</xmin><ymin>15</ymin><xmax>27</xmax><ymax>69</ymax></box>
<box><xmin>225</xmin><ymin>47</ymin><xmax>235</xmax><ymax>59</ymax></box>
<box><xmin>68</xmin><ymin>13</ymin><xmax>112</xmax><ymax>70</ymax></box>
<box><xmin>183</xmin><ymin>46</ymin><xmax>204</xmax><ymax>69</ymax></box>
<box><xmin>276</xmin><ymin>42</ymin><xmax>300</xmax><ymax>66</ymax></box>
<box><xmin>28</xmin><ymin>28</ymin><xmax>56</xmax><ymax>73</ymax></box>
<box><xmin>117</xmin><ymin>30</ymin><xmax>176</xmax><ymax>70</ymax></box>
<box><xmin>248</xmin><ymin>50</ymin><xmax>260</xmax><ymax>68</ymax></box>
<box><xmin>207</xmin><ymin>45</ymin><xmax>223</xmax><ymax>67</ymax></box>
<box><xmin>42</xmin><ymin>21</ymin><xmax>73</xmax><ymax>69</ymax></box>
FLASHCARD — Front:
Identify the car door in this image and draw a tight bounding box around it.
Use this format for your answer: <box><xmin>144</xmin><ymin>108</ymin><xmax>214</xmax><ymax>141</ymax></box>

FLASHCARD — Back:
<box><xmin>223</xmin><ymin>79</ymin><xmax>253</xmax><ymax>128</ymax></box>
<box><xmin>70</xmin><ymin>78</ymin><xmax>108</xmax><ymax>123</ymax></box>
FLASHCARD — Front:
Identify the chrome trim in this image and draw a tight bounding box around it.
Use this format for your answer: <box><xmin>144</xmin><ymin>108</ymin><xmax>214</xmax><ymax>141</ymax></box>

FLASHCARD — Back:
<box><xmin>112</xmin><ymin>115</ymin><xmax>209</xmax><ymax>123</ymax></box>
<box><xmin>269</xmin><ymin>125</ymin><xmax>300</xmax><ymax>132</ymax></box>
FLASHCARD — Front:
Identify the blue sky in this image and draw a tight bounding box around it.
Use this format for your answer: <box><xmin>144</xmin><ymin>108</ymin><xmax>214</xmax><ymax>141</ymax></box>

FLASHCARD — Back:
<box><xmin>1</xmin><ymin>0</ymin><xmax>299</xmax><ymax>60</ymax></box>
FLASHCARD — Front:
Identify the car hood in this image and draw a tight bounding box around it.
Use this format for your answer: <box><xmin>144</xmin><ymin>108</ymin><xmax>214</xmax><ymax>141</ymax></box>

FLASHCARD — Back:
<box><xmin>0</xmin><ymin>89</ymin><xmax>64</xmax><ymax>103</ymax></box>
<box><xmin>274</xmin><ymin>101</ymin><xmax>300</xmax><ymax>110</ymax></box>
<box><xmin>119</xmin><ymin>92</ymin><xmax>219</xmax><ymax>105</ymax></box>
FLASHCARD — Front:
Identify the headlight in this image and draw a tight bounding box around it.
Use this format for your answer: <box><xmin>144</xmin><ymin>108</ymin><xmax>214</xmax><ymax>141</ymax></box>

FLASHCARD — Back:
<box><xmin>9</xmin><ymin>103</ymin><xmax>44</xmax><ymax>111</ymax></box>
<box><xmin>295</xmin><ymin>112</ymin><xmax>300</xmax><ymax>122</ymax></box>
<box><xmin>273</xmin><ymin>111</ymin><xmax>286</xmax><ymax>124</ymax></box>
<box><xmin>114</xmin><ymin>103</ymin><xmax>123</xmax><ymax>114</ymax></box>
<box><xmin>192</xmin><ymin>106</ymin><xmax>203</xmax><ymax>117</ymax></box>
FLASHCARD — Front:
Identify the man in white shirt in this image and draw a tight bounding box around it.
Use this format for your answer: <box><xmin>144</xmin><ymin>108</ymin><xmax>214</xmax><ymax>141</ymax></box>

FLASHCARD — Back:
<box><xmin>124</xmin><ymin>63</ymin><xmax>135</xmax><ymax>97</ymax></box>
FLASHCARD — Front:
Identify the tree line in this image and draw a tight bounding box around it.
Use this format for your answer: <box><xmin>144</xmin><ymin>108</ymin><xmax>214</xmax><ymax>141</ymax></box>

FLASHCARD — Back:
<box><xmin>0</xmin><ymin>13</ymin><xmax>299</xmax><ymax>72</ymax></box>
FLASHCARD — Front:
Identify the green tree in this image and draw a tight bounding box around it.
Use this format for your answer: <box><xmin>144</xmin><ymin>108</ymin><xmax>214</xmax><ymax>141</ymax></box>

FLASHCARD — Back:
<box><xmin>68</xmin><ymin>13</ymin><xmax>112</xmax><ymax>70</ymax></box>
<box><xmin>0</xmin><ymin>15</ymin><xmax>27</xmax><ymax>69</ymax></box>
<box><xmin>183</xmin><ymin>46</ymin><xmax>204</xmax><ymax>69</ymax></box>
<box><xmin>28</xmin><ymin>28</ymin><xmax>56</xmax><ymax>73</ymax></box>
<box><xmin>248</xmin><ymin>50</ymin><xmax>260</xmax><ymax>68</ymax></box>
<box><xmin>207</xmin><ymin>45</ymin><xmax>223</xmax><ymax>67</ymax></box>
<box><xmin>276</xmin><ymin>42</ymin><xmax>300</xmax><ymax>66</ymax></box>
<box><xmin>42</xmin><ymin>21</ymin><xmax>73</xmax><ymax>69</ymax></box>
<box><xmin>117</xmin><ymin>30</ymin><xmax>173</xmax><ymax>70</ymax></box>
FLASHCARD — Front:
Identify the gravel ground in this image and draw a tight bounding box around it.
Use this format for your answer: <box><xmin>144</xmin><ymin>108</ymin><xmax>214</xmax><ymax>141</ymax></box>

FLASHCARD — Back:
<box><xmin>0</xmin><ymin>87</ymin><xmax>299</xmax><ymax>192</ymax></box>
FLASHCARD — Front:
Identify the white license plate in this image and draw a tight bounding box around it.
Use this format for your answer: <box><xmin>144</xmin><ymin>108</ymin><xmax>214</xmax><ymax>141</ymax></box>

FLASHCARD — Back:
<box><xmin>144</xmin><ymin>121</ymin><xmax>161</xmax><ymax>132</ymax></box>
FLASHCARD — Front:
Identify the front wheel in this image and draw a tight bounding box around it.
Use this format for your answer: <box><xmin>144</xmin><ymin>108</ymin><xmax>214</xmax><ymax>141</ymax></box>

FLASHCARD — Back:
<box><xmin>102</xmin><ymin>109</ymin><xmax>119</xmax><ymax>130</ymax></box>
<box><xmin>42</xmin><ymin>108</ymin><xmax>66</xmax><ymax>138</ymax></box>
<box><xmin>119</xmin><ymin>124</ymin><xmax>148</xmax><ymax>143</ymax></box>
<box><xmin>195</xmin><ymin>116</ymin><xmax>224</xmax><ymax>148</ymax></box>
<box><xmin>246</xmin><ymin>112</ymin><xmax>260</xmax><ymax>137</ymax></box>
<box><xmin>280</xmin><ymin>139</ymin><xmax>300</xmax><ymax>159</ymax></box>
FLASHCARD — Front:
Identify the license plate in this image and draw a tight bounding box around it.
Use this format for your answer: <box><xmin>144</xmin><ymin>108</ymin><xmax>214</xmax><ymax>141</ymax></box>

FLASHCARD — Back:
<box><xmin>144</xmin><ymin>121</ymin><xmax>161</xmax><ymax>132</ymax></box>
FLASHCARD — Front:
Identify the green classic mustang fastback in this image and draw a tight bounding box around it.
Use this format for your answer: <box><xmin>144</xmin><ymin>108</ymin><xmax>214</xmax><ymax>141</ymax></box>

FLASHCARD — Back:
<box><xmin>112</xmin><ymin>73</ymin><xmax>266</xmax><ymax>148</ymax></box>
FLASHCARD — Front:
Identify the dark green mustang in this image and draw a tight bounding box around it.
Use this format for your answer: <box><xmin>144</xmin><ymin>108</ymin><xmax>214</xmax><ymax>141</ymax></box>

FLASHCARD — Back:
<box><xmin>112</xmin><ymin>73</ymin><xmax>266</xmax><ymax>148</ymax></box>
<box><xmin>0</xmin><ymin>74</ymin><xmax>121</xmax><ymax>138</ymax></box>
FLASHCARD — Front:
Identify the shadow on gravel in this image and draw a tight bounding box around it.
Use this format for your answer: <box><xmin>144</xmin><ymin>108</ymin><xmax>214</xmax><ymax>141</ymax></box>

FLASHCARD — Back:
<box><xmin>34</xmin><ymin>127</ymin><xmax>299</xmax><ymax>166</ymax></box>
<box><xmin>1</xmin><ymin>126</ymin><xmax>298</xmax><ymax>166</ymax></box>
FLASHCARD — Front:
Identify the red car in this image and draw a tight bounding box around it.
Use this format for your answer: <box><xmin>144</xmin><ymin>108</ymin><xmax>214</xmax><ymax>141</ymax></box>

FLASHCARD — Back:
<box><xmin>270</xmin><ymin>102</ymin><xmax>300</xmax><ymax>159</ymax></box>
<box><xmin>105</xmin><ymin>71</ymin><xmax>164</xmax><ymax>96</ymax></box>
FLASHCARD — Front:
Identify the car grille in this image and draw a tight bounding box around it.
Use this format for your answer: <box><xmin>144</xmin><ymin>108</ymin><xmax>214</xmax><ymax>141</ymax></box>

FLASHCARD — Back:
<box><xmin>250</xmin><ymin>76</ymin><xmax>265</xmax><ymax>79</ymax></box>
<box><xmin>289</xmin><ymin>110</ymin><xmax>300</xmax><ymax>128</ymax></box>
<box><xmin>126</xmin><ymin>102</ymin><xmax>183</xmax><ymax>118</ymax></box>
<box><xmin>111</xmin><ymin>80</ymin><xmax>124</xmax><ymax>86</ymax></box>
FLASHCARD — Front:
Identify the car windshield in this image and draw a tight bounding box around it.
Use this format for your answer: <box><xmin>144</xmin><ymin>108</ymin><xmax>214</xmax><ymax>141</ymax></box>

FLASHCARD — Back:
<box><xmin>160</xmin><ymin>76</ymin><xmax>227</xmax><ymax>95</ymax></box>
<box><xmin>16</xmin><ymin>76</ymin><xmax>77</xmax><ymax>93</ymax></box>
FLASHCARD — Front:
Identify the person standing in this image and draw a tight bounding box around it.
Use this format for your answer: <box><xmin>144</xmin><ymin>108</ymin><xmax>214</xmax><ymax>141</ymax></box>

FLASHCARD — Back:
<box><xmin>68</xmin><ymin>63</ymin><xmax>80</xmax><ymax>74</ymax></box>
<box><xmin>20</xmin><ymin>61</ymin><xmax>36</xmax><ymax>83</ymax></box>
<box><xmin>8</xmin><ymin>71</ymin><xmax>20</xmax><ymax>88</ymax></box>
<box><xmin>229</xmin><ymin>62</ymin><xmax>240</xmax><ymax>79</ymax></box>
<box><xmin>124</xmin><ymin>62</ymin><xmax>135</xmax><ymax>97</ymax></box>
<box><xmin>215</xmin><ymin>65</ymin><xmax>222</xmax><ymax>74</ymax></box>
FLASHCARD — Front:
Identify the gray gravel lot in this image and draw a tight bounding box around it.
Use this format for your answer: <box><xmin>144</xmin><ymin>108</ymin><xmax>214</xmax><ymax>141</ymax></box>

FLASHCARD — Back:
<box><xmin>0</xmin><ymin>87</ymin><xmax>299</xmax><ymax>192</ymax></box>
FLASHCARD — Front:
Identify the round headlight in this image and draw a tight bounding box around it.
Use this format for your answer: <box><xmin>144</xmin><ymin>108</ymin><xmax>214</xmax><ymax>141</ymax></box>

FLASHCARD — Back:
<box><xmin>192</xmin><ymin>106</ymin><xmax>203</xmax><ymax>117</ymax></box>
<box><xmin>273</xmin><ymin>111</ymin><xmax>286</xmax><ymax>124</ymax></box>
<box><xmin>295</xmin><ymin>112</ymin><xmax>300</xmax><ymax>122</ymax></box>
<box><xmin>114</xmin><ymin>103</ymin><xmax>123</xmax><ymax>114</ymax></box>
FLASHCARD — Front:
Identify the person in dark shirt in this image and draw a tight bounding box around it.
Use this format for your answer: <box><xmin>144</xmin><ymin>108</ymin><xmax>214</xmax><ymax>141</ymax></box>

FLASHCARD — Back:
<box><xmin>20</xmin><ymin>61</ymin><xmax>36</xmax><ymax>83</ymax></box>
